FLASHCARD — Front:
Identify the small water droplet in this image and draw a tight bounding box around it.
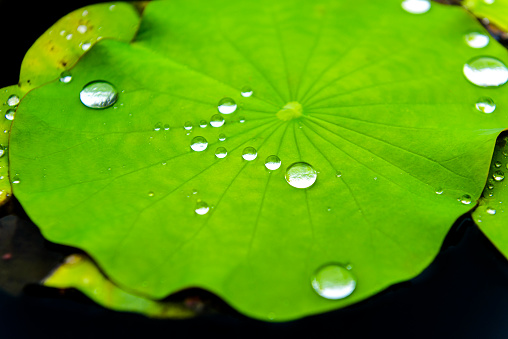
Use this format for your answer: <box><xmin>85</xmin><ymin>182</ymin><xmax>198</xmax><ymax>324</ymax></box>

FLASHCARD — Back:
<box><xmin>154</xmin><ymin>122</ymin><xmax>162</xmax><ymax>131</ymax></box>
<box><xmin>218</xmin><ymin>97</ymin><xmax>237</xmax><ymax>114</ymax></box>
<box><xmin>148</xmin><ymin>191</ymin><xmax>154</xmax><ymax>197</ymax></box>
<box><xmin>285</xmin><ymin>162</ymin><xmax>317</xmax><ymax>189</ymax></box>
<box><xmin>7</xmin><ymin>95</ymin><xmax>19</xmax><ymax>107</ymax></box>
<box><xmin>460</xmin><ymin>194</ymin><xmax>472</xmax><ymax>205</ymax></box>
<box><xmin>311</xmin><ymin>264</ymin><xmax>356</xmax><ymax>300</ymax></box>
<box><xmin>239</xmin><ymin>117</ymin><xmax>245</xmax><ymax>123</ymax></box>
<box><xmin>195</xmin><ymin>200</ymin><xmax>210</xmax><ymax>215</ymax></box>
<box><xmin>210</xmin><ymin>114</ymin><xmax>225</xmax><ymax>127</ymax></box>
<box><xmin>164</xmin><ymin>124</ymin><xmax>170</xmax><ymax>131</ymax></box>
<box><xmin>11</xmin><ymin>175</ymin><xmax>20</xmax><ymax>184</ymax></box>
<box><xmin>190</xmin><ymin>136</ymin><xmax>208</xmax><ymax>152</ymax></box>
<box><xmin>463</xmin><ymin>56</ymin><xmax>508</xmax><ymax>87</ymax></box>
<box><xmin>493</xmin><ymin>170</ymin><xmax>505</xmax><ymax>181</ymax></box>
<box><xmin>82</xmin><ymin>42</ymin><xmax>92</xmax><ymax>51</ymax></box>
<box><xmin>435</xmin><ymin>188</ymin><xmax>443</xmax><ymax>195</ymax></box>
<box><xmin>484</xmin><ymin>0</ymin><xmax>495</xmax><ymax>4</ymax></box>
<box><xmin>80</xmin><ymin>81</ymin><xmax>118</xmax><ymax>109</ymax></box>
<box><xmin>476</xmin><ymin>97</ymin><xmax>496</xmax><ymax>113</ymax></box>
<box><xmin>495</xmin><ymin>161</ymin><xmax>502</xmax><ymax>168</ymax></box>
<box><xmin>184</xmin><ymin>121</ymin><xmax>193</xmax><ymax>130</ymax></box>
<box><xmin>199</xmin><ymin>120</ymin><xmax>208</xmax><ymax>128</ymax></box>
<box><xmin>59</xmin><ymin>71</ymin><xmax>72</xmax><ymax>83</ymax></box>
<box><xmin>66</xmin><ymin>33</ymin><xmax>73</xmax><ymax>40</ymax></box>
<box><xmin>401</xmin><ymin>0</ymin><xmax>431</xmax><ymax>14</ymax></box>
<box><xmin>218</xmin><ymin>133</ymin><xmax>226</xmax><ymax>141</ymax></box>
<box><xmin>5</xmin><ymin>109</ymin><xmax>15</xmax><ymax>121</ymax></box>
<box><xmin>77</xmin><ymin>25</ymin><xmax>87</xmax><ymax>34</ymax></box>
<box><xmin>242</xmin><ymin>147</ymin><xmax>257</xmax><ymax>161</ymax></box>
<box><xmin>192</xmin><ymin>189</ymin><xmax>198</xmax><ymax>195</ymax></box>
<box><xmin>487</xmin><ymin>207</ymin><xmax>496</xmax><ymax>215</ymax></box>
<box><xmin>488</xmin><ymin>183</ymin><xmax>495</xmax><ymax>190</ymax></box>
<box><xmin>109</xmin><ymin>4</ymin><xmax>116</xmax><ymax>10</ymax></box>
<box><xmin>215</xmin><ymin>147</ymin><xmax>227</xmax><ymax>158</ymax></box>
<box><xmin>265</xmin><ymin>155</ymin><xmax>281</xmax><ymax>170</ymax></box>
<box><xmin>241</xmin><ymin>86</ymin><xmax>253</xmax><ymax>97</ymax></box>
<box><xmin>464</xmin><ymin>32</ymin><xmax>489</xmax><ymax>49</ymax></box>
<box><xmin>336</xmin><ymin>170</ymin><xmax>342</xmax><ymax>178</ymax></box>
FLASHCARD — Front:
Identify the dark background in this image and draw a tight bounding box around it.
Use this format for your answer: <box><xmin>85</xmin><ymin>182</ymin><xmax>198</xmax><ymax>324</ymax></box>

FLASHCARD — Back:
<box><xmin>1</xmin><ymin>1</ymin><xmax>508</xmax><ymax>338</ymax></box>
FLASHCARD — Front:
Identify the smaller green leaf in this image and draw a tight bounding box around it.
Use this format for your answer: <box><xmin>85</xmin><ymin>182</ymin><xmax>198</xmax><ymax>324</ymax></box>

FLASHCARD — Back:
<box><xmin>463</xmin><ymin>0</ymin><xmax>508</xmax><ymax>32</ymax></box>
<box><xmin>43</xmin><ymin>254</ymin><xmax>195</xmax><ymax>319</ymax></box>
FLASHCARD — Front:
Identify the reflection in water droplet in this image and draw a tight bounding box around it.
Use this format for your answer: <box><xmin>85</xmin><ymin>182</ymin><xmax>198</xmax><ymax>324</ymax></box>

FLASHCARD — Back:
<box><xmin>265</xmin><ymin>155</ymin><xmax>281</xmax><ymax>170</ymax></box>
<box><xmin>148</xmin><ymin>191</ymin><xmax>154</xmax><ymax>197</ymax></box>
<box><xmin>487</xmin><ymin>207</ymin><xmax>496</xmax><ymax>215</ymax></box>
<box><xmin>5</xmin><ymin>109</ymin><xmax>15</xmax><ymax>121</ymax></box>
<box><xmin>464</xmin><ymin>32</ymin><xmax>489</xmax><ymax>49</ymax></box>
<box><xmin>241</xmin><ymin>86</ymin><xmax>253</xmax><ymax>97</ymax></box>
<box><xmin>7</xmin><ymin>95</ymin><xmax>19</xmax><ymax>107</ymax></box>
<box><xmin>80</xmin><ymin>81</ymin><xmax>118</xmax><ymax>109</ymax></box>
<box><xmin>435</xmin><ymin>188</ymin><xmax>443</xmax><ymax>195</ymax></box>
<box><xmin>154</xmin><ymin>122</ymin><xmax>162</xmax><ymax>131</ymax></box>
<box><xmin>195</xmin><ymin>200</ymin><xmax>210</xmax><ymax>215</ymax></box>
<box><xmin>210</xmin><ymin>114</ymin><xmax>225</xmax><ymax>127</ymax></box>
<box><xmin>218</xmin><ymin>97</ymin><xmax>237</xmax><ymax>114</ymax></box>
<box><xmin>311</xmin><ymin>264</ymin><xmax>356</xmax><ymax>300</ymax></box>
<box><xmin>460</xmin><ymin>194</ymin><xmax>472</xmax><ymax>205</ymax></box>
<box><xmin>493</xmin><ymin>170</ymin><xmax>505</xmax><ymax>181</ymax></box>
<box><xmin>401</xmin><ymin>0</ymin><xmax>431</xmax><ymax>14</ymax></box>
<box><xmin>190</xmin><ymin>136</ymin><xmax>208</xmax><ymax>152</ymax></box>
<box><xmin>218</xmin><ymin>133</ymin><xmax>226</xmax><ymax>142</ymax></box>
<box><xmin>285</xmin><ymin>162</ymin><xmax>317</xmax><ymax>189</ymax></box>
<box><xmin>59</xmin><ymin>71</ymin><xmax>72</xmax><ymax>83</ymax></box>
<box><xmin>495</xmin><ymin>161</ymin><xmax>502</xmax><ymax>168</ymax></box>
<box><xmin>215</xmin><ymin>147</ymin><xmax>227</xmax><ymax>158</ymax></box>
<box><xmin>164</xmin><ymin>124</ymin><xmax>170</xmax><ymax>131</ymax></box>
<box><xmin>476</xmin><ymin>97</ymin><xmax>496</xmax><ymax>113</ymax></box>
<box><xmin>463</xmin><ymin>57</ymin><xmax>508</xmax><ymax>87</ymax></box>
<box><xmin>184</xmin><ymin>121</ymin><xmax>193</xmax><ymax>130</ymax></box>
<box><xmin>199</xmin><ymin>120</ymin><xmax>208</xmax><ymax>128</ymax></box>
<box><xmin>242</xmin><ymin>147</ymin><xmax>257</xmax><ymax>161</ymax></box>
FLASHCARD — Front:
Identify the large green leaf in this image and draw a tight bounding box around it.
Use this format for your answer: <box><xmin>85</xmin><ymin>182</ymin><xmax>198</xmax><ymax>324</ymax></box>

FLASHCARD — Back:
<box><xmin>9</xmin><ymin>0</ymin><xmax>508</xmax><ymax>320</ymax></box>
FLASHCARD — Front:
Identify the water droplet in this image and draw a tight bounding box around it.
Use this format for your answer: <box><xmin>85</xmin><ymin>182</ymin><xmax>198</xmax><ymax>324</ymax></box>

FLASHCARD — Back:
<box><xmin>148</xmin><ymin>191</ymin><xmax>154</xmax><ymax>197</ymax></box>
<box><xmin>265</xmin><ymin>155</ymin><xmax>281</xmax><ymax>170</ymax></box>
<box><xmin>285</xmin><ymin>162</ymin><xmax>317</xmax><ymax>189</ymax></box>
<box><xmin>5</xmin><ymin>109</ymin><xmax>15</xmax><ymax>121</ymax></box>
<box><xmin>218</xmin><ymin>97</ymin><xmax>237</xmax><ymax>114</ymax></box>
<box><xmin>163</xmin><ymin>124</ymin><xmax>170</xmax><ymax>131</ymax></box>
<box><xmin>460</xmin><ymin>194</ymin><xmax>472</xmax><ymax>205</ymax></box>
<box><xmin>464</xmin><ymin>32</ymin><xmax>489</xmax><ymax>49</ymax></box>
<box><xmin>154</xmin><ymin>122</ymin><xmax>162</xmax><ymax>131</ymax></box>
<box><xmin>218</xmin><ymin>133</ymin><xmax>226</xmax><ymax>141</ymax></box>
<box><xmin>239</xmin><ymin>117</ymin><xmax>245</xmax><ymax>123</ymax></box>
<box><xmin>59</xmin><ymin>71</ymin><xmax>72</xmax><ymax>83</ymax></box>
<box><xmin>311</xmin><ymin>264</ymin><xmax>356</xmax><ymax>300</ymax></box>
<box><xmin>199</xmin><ymin>120</ymin><xmax>208</xmax><ymax>128</ymax></box>
<box><xmin>195</xmin><ymin>200</ymin><xmax>210</xmax><ymax>215</ymax></box>
<box><xmin>336</xmin><ymin>170</ymin><xmax>342</xmax><ymax>178</ymax></box>
<box><xmin>77</xmin><ymin>25</ymin><xmax>87</xmax><ymax>34</ymax></box>
<box><xmin>488</xmin><ymin>183</ymin><xmax>495</xmax><ymax>190</ymax></box>
<box><xmin>11</xmin><ymin>175</ymin><xmax>20</xmax><ymax>184</ymax></box>
<box><xmin>476</xmin><ymin>97</ymin><xmax>496</xmax><ymax>113</ymax></box>
<box><xmin>401</xmin><ymin>0</ymin><xmax>431</xmax><ymax>14</ymax></box>
<box><xmin>0</xmin><ymin>147</ymin><xmax>5</xmax><ymax>158</ymax></box>
<box><xmin>493</xmin><ymin>170</ymin><xmax>505</xmax><ymax>181</ymax></box>
<box><xmin>82</xmin><ymin>42</ymin><xmax>92</xmax><ymax>51</ymax></box>
<box><xmin>190</xmin><ymin>136</ymin><xmax>208</xmax><ymax>152</ymax></box>
<box><xmin>242</xmin><ymin>147</ymin><xmax>257</xmax><ymax>161</ymax></box>
<box><xmin>66</xmin><ymin>33</ymin><xmax>73</xmax><ymax>40</ymax></box>
<box><xmin>80</xmin><ymin>81</ymin><xmax>118</xmax><ymax>109</ymax></box>
<box><xmin>241</xmin><ymin>86</ymin><xmax>253</xmax><ymax>97</ymax></box>
<box><xmin>215</xmin><ymin>147</ymin><xmax>227</xmax><ymax>158</ymax></box>
<box><xmin>463</xmin><ymin>57</ymin><xmax>508</xmax><ymax>87</ymax></box>
<box><xmin>192</xmin><ymin>189</ymin><xmax>198</xmax><ymax>195</ymax></box>
<box><xmin>484</xmin><ymin>0</ymin><xmax>495</xmax><ymax>4</ymax></box>
<box><xmin>7</xmin><ymin>95</ymin><xmax>19</xmax><ymax>107</ymax></box>
<box><xmin>210</xmin><ymin>114</ymin><xmax>225</xmax><ymax>127</ymax></box>
<box><xmin>487</xmin><ymin>207</ymin><xmax>496</xmax><ymax>215</ymax></box>
<box><xmin>435</xmin><ymin>188</ymin><xmax>443</xmax><ymax>195</ymax></box>
<box><xmin>495</xmin><ymin>161</ymin><xmax>502</xmax><ymax>168</ymax></box>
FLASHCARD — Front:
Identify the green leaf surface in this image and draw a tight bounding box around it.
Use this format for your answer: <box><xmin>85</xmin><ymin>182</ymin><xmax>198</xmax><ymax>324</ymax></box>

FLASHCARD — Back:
<box><xmin>9</xmin><ymin>0</ymin><xmax>508</xmax><ymax>320</ymax></box>
<box><xmin>463</xmin><ymin>0</ymin><xmax>508</xmax><ymax>32</ymax></box>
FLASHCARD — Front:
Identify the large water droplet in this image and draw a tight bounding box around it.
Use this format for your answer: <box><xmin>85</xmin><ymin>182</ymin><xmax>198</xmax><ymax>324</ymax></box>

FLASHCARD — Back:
<box><xmin>218</xmin><ymin>97</ymin><xmax>237</xmax><ymax>114</ymax></box>
<box><xmin>493</xmin><ymin>170</ymin><xmax>505</xmax><ymax>181</ymax></box>
<box><xmin>241</xmin><ymin>86</ymin><xmax>253</xmax><ymax>97</ymax></box>
<box><xmin>464</xmin><ymin>32</ymin><xmax>490</xmax><ymax>49</ymax></box>
<box><xmin>184</xmin><ymin>121</ymin><xmax>193</xmax><ymax>130</ymax></box>
<box><xmin>463</xmin><ymin>57</ymin><xmax>508</xmax><ymax>87</ymax></box>
<box><xmin>487</xmin><ymin>207</ymin><xmax>496</xmax><ymax>215</ymax></box>
<box><xmin>195</xmin><ymin>200</ymin><xmax>210</xmax><ymax>215</ymax></box>
<box><xmin>242</xmin><ymin>147</ymin><xmax>257</xmax><ymax>161</ymax></box>
<box><xmin>218</xmin><ymin>133</ymin><xmax>226</xmax><ymax>142</ymax></box>
<box><xmin>80</xmin><ymin>81</ymin><xmax>118</xmax><ymax>109</ymax></box>
<box><xmin>215</xmin><ymin>147</ymin><xmax>227</xmax><ymax>158</ymax></box>
<box><xmin>265</xmin><ymin>155</ymin><xmax>281</xmax><ymax>170</ymax></box>
<box><xmin>285</xmin><ymin>162</ymin><xmax>317</xmax><ymax>189</ymax></box>
<box><xmin>59</xmin><ymin>71</ymin><xmax>72</xmax><ymax>83</ymax></box>
<box><xmin>210</xmin><ymin>114</ymin><xmax>225</xmax><ymax>127</ymax></box>
<box><xmin>190</xmin><ymin>136</ymin><xmax>208</xmax><ymax>152</ymax></box>
<box><xmin>401</xmin><ymin>0</ymin><xmax>431</xmax><ymax>14</ymax></box>
<box><xmin>476</xmin><ymin>97</ymin><xmax>496</xmax><ymax>113</ymax></box>
<box><xmin>311</xmin><ymin>264</ymin><xmax>356</xmax><ymax>300</ymax></box>
<box><xmin>7</xmin><ymin>95</ymin><xmax>19</xmax><ymax>107</ymax></box>
<box><xmin>5</xmin><ymin>109</ymin><xmax>15</xmax><ymax>121</ymax></box>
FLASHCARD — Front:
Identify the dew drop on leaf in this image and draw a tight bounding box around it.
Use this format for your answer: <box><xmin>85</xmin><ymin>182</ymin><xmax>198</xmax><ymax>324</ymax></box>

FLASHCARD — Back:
<box><xmin>5</xmin><ymin>109</ymin><xmax>15</xmax><ymax>121</ymax></box>
<box><xmin>0</xmin><ymin>146</ymin><xmax>6</xmax><ymax>158</ymax></box>
<box><xmin>210</xmin><ymin>114</ymin><xmax>225</xmax><ymax>127</ymax></box>
<box><xmin>241</xmin><ymin>86</ymin><xmax>253</xmax><ymax>97</ymax></box>
<box><xmin>11</xmin><ymin>175</ymin><xmax>20</xmax><ymax>185</ymax></box>
<box><xmin>239</xmin><ymin>117</ymin><xmax>245</xmax><ymax>123</ymax></box>
<box><xmin>215</xmin><ymin>147</ymin><xmax>227</xmax><ymax>158</ymax></box>
<box><xmin>242</xmin><ymin>147</ymin><xmax>257</xmax><ymax>161</ymax></box>
<box><xmin>495</xmin><ymin>161</ymin><xmax>502</xmax><ymax>168</ymax></box>
<box><xmin>59</xmin><ymin>71</ymin><xmax>72</xmax><ymax>83</ymax></box>
<box><xmin>336</xmin><ymin>170</ymin><xmax>342</xmax><ymax>178</ymax></box>
<box><xmin>195</xmin><ymin>200</ymin><xmax>210</xmax><ymax>215</ymax></box>
<box><xmin>218</xmin><ymin>133</ymin><xmax>226</xmax><ymax>142</ymax></box>
<box><xmin>79</xmin><ymin>81</ymin><xmax>118</xmax><ymax>109</ymax></box>
<box><xmin>460</xmin><ymin>194</ymin><xmax>472</xmax><ymax>205</ymax></box>
<box><xmin>82</xmin><ymin>42</ymin><xmax>92</xmax><ymax>51</ymax></box>
<box><xmin>7</xmin><ymin>95</ymin><xmax>19</xmax><ymax>107</ymax></box>
<box><xmin>264</xmin><ymin>155</ymin><xmax>281</xmax><ymax>170</ymax></box>
<box><xmin>218</xmin><ymin>97</ymin><xmax>237</xmax><ymax>114</ymax></box>
<box><xmin>77</xmin><ymin>25</ymin><xmax>88</xmax><ymax>34</ymax></box>
<box><xmin>190</xmin><ymin>136</ymin><xmax>208</xmax><ymax>152</ymax></box>
<box><xmin>199</xmin><ymin>120</ymin><xmax>208</xmax><ymax>128</ymax></box>
<box><xmin>475</xmin><ymin>97</ymin><xmax>496</xmax><ymax>113</ymax></box>
<box><xmin>401</xmin><ymin>0</ymin><xmax>430</xmax><ymax>14</ymax></box>
<box><xmin>493</xmin><ymin>170</ymin><xmax>505</xmax><ymax>181</ymax></box>
<box><xmin>285</xmin><ymin>162</ymin><xmax>317</xmax><ymax>189</ymax></box>
<box><xmin>184</xmin><ymin>121</ymin><xmax>193</xmax><ymax>130</ymax></box>
<box><xmin>435</xmin><ymin>188</ymin><xmax>443</xmax><ymax>195</ymax></box>
<box><xmin>154</xmin><ymin>122</ymin><xmax>162</xmax><ymax>131</ymax></box>
<box><xmin>164</xmin><ymin>124</ymin><xmax>170</xmax><ymax>131</ymax></box>
<box><xmin>463</xmin><ymin>57</ymin><xmax>508</xmax><ymax>87</ymax></box>
<box><xmin>487</xmin><ymin>207</ymin><xmax>496</xmax><ymax>215</ymax></box>
<box><xmin>148</xmin><ymin>191</ymin><xmax>154</xmax><ymax>197</ymax></box>
<box><xmin>464</xmin><ymin>32</ymin><xmax>489</xmax><ymax>49</ymax></box>
<box><xmin>311</xmin><ymin>264</ymin><xmax>356</xmax><ymax>300</ymax></box>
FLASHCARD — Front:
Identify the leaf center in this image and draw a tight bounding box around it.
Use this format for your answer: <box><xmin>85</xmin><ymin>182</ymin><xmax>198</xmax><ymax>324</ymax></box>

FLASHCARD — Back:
<box><xmin>276</xmin><ymin>101</ymin><xmax>303</xmax><ymax>121</ymax></box>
